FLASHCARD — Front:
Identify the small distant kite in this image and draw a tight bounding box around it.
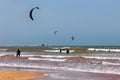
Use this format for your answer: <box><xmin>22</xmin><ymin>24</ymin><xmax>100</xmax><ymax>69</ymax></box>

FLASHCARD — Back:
<box><xmin>54</xmin><ymin>30</ymin><xmax>58</xmax><ymax>35</ymax></box>
<box><xmin>71</xmin><ymin>34</ymin><xmax>76</xmax><ymax>40</ymax></box>
<box><xmin>29</xmin><ymin>7</ymin><xmax>39</xmax><ymax>21</ymax></box>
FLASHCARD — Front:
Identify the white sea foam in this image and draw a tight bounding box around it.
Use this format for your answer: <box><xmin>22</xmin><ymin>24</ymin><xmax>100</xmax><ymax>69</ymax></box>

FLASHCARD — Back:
<box><xmin>21</xmin><ymin>54</ymin><xmax>74</xmax><ymax>59</ymax></box>
<box><xmin>40</xmin><ymin>55</ymin><xmax>73</xmax><ymax>58</ymax></box>
<box><xmin>0</xmin><ymin>49</ymin><xmax>7</xmax><ymax>51</ymax></box>
<box><xmin>102</xmin><ymin>61</ymin><xmax>120</xmax><ymax>66</ymax></box>
<box><xmin>88</xmin><ymin>48</ymin><xmax>120</xmax><ymax>52</ymax></box>
<box><xmin>28</xmin><ymin>58</ymin><xmax>66</xmax><ymax>61</ymax></box>
<box><xmin>0</xmin><ymin>63</ymin><xmax>65</xmax><ymax>71</ymax></box>
<box><xmin>0</xmin><ymin>54</ymin><xmax>7</xmax><ymax>56</ymax></box>
<box><xmin>50</xmin><ymin>74</ymin><xmax>87</xmax><ymax>80</ymax></box>
<box><xmin>82</xmin><ymin>56</ymin><xmax>120</xmax><ymax>60</ymax></box>
<box><xmin>52</xmin><ymin>47</ymin><xmax>71</xmax><ymax>49</ymax></box>
<box><xmin>0</xmin><ymin>52</ymin><xmax>15</xmax><ymax>56</ymax></box>
<box><xmin>44</xmin><ymin>50</ymin><xmax>74</xmax><ymax>53</ymax></box>
<box><xmin>88</xmin><ymin>48</ymin><xmax>109</xmax><ymax>51</ymax></box>
<box><xmin>0</xmin><ymin>62</ymin><xmax>120</xmax><ymax>75</ymax></box>
<box><xmin>21</xmin><ymin>55</ymin><xmax>41</xmax><ymax>57</ymax></box>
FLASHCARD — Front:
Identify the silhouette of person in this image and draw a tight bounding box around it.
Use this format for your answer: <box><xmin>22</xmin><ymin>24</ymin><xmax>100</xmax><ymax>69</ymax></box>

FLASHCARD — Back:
<box><xmin>16</xmin><ymin>49</ymin><xmax>21</xmax><ymax>57</ymax></box>
<box><xmin>66</xmin><ymin>49</ymin><xmax>69</xmax><ymax>54</ymax></box>
<box><xmin>60</xmin><ymin>49</ymin><xmax>62</xmax><ymax>53</ymax></box>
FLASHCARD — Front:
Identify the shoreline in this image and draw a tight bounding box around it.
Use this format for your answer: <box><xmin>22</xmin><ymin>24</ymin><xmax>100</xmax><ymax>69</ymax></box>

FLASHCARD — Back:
<box><xmin>0</xmin><ymin>70</ymin><xmax>46</xmax><ymax>80</ymax></box>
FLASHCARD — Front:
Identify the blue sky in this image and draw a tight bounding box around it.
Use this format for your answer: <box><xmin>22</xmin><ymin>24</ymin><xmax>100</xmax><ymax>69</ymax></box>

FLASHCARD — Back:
<box><xmin>0</xmin><ymin>0</ymin><xmax>120</xmax><ymax>46</ymax></box>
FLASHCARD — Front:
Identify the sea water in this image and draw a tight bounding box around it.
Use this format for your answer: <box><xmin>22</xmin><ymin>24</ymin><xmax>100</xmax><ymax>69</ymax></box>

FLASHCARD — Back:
<box><xmin>0</xmin><ymin>46</ymin><xmax>120</xmax><ymax>80</ymax></box>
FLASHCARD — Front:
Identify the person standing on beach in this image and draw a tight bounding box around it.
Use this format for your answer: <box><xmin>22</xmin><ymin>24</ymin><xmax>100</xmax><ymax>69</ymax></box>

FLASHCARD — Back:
<box><xmin>16</xmin><ymin>49</ymin><xmax>21</xmax><ymax>57</ymax></box>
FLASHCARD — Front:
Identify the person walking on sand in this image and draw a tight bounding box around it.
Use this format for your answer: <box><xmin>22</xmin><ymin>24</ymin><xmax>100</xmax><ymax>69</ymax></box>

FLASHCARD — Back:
<box><xmin>16</xmin><ymin>49</ymin><xmax>21</xmax><ymax>57</ymax></box>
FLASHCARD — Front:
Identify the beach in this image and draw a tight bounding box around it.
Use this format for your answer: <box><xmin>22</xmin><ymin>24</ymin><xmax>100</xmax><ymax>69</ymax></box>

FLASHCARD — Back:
<box><xmin>0</xmin><ymin>46</ymin><xmax>120</xmax><ymax>80</ymax></box>
<box><xmin>0</xmin><ymin>70</ymin><xmax>45</xmax><ymax>80</ymax></box>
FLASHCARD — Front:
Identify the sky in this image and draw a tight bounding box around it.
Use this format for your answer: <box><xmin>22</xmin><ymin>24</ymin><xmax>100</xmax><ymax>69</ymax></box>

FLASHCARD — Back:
<box><xmin>0</xmin><ymin>0</ymin><xmax>120</xmax><ymax>46</ymax></box>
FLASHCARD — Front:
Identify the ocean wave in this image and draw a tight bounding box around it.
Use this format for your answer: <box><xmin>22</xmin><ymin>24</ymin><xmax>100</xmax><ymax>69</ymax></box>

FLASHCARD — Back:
<box><xmin>44</xmin><ymin>50</ymin><xmax>74</xmax><ymax>53</ymax></box>
<box><xmin>21</xmin><ymin>54</ymin><xmax>74</xmax><ymax>59</ymax></box>
<box><xmin>28</xmin><ymin>58</ymin><xmax>66</xmax><ymax>61</ymax></box>
<box><xmin>40</xmin><ymin>55</ymin><xmax>74</xmax><ymax>58</ymax></box>
<box><xmin>88</xmin><ymin>48</ymin><xmax>120</xmax><ymax>52</ymax></box>
<box><xmin>0</xmin><ymin>49</ymin><xmax>8</xmax><ymax>51</ymax></box>
<box><xmin>102</xmin><ymin>61</ymin><xmax>120</xmax><ymax>66</ymax></box>
<box><xmin>82</xmin><ymin>56</ymin><xmax>120</xmax><ymax>60</ymax></box>
<box><xmin>0</xmin><ymin>52</ymin><xmax>15</xmax><ymax>56</ymax></box>
<box><xmin>1</xmin><ymin>51</ymin><xmax>120</xmax><ymax>75</ymax></box>
<box><xmin>21</xmin><ymin>55</ymin><xmax>41</xmax><ymax>57</ymax></box>
<box><xmin>0</xmin><ymin>62</ymin><xmax>120</xmax><ymax>75</ymax></box>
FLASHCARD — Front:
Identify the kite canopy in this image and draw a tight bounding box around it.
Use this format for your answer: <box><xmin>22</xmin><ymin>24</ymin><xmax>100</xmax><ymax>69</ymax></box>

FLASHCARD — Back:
<box><xmin>29</xmin><ymin>7</ymin><xmax>39</xmax><ymax>21</ymax></box>
<box><xmin>71</xmin><ymin>35</ymin><xmax>76</xmax><ymax>40</ymax></box>
<box><xmin>54</xmin><ymin>30</ymin><xmax>58</xmax><ymax>35</ymax></box>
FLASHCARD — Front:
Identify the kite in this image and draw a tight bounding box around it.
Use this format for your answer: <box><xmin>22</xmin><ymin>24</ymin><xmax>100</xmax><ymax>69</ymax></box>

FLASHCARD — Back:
<box><xmin>29</xmin><ymin>7</ymin><xmax>39</xmax><ymax>21</ymax></box>
<box><xmin>71</xmin><ymin>34</ymin><xmax>76</xmax><ymax>40</ymax></box>
<box><xmin>54</xmin><ymin>30</ymin><xmax>58</xmax><ymax>35</ymax></box>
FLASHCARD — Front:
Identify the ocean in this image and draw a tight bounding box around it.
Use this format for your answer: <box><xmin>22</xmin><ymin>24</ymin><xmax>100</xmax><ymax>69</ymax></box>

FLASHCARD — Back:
<box><xmin>0</xmin><ymin>46</ymin><xmax>120</xmax><ymax>80</ymax></box>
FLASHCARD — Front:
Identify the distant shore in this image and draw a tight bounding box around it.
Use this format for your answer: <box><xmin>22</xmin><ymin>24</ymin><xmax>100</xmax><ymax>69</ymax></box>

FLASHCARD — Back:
<box><xmin>0</xmin><ymin>70</ymin><xmax>45</xmax><ymax>80</ymax></box>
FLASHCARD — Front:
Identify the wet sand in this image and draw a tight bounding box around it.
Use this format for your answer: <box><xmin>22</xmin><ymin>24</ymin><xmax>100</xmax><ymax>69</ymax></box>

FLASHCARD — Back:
<box><xmin>0</xmin><ymin>70</ymin><xmax>45</xmax><ymax>80</ymax></box>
